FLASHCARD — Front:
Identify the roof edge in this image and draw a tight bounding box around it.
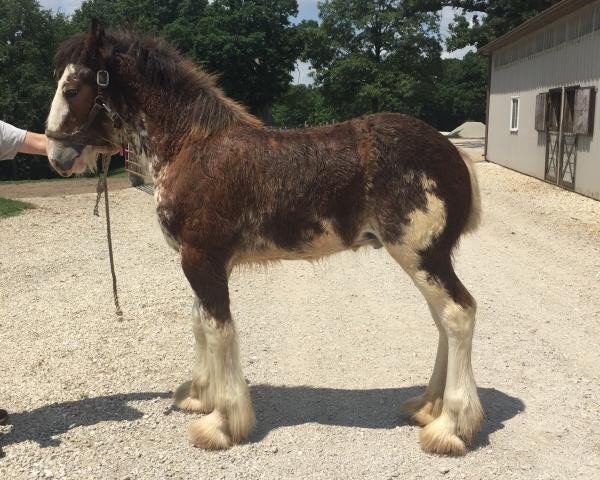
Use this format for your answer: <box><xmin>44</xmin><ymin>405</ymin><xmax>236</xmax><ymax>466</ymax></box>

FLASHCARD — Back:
<box><xmin>478</xmin><ymin>0</ymin><xmax>593</xmax><ymax>55</ymax></box>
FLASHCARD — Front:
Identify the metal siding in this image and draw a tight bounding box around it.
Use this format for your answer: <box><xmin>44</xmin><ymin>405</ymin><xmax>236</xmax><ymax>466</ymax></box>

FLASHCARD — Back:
<box><xmin>487</xmin><ymin>3</ymin><xmax>600</xmax><ymax>200</ymax></box>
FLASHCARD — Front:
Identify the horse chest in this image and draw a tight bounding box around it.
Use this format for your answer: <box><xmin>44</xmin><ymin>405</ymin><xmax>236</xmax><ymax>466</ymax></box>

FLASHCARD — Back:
<box><xmin>154</xmin><ymin>181</ymin><xmax>181</xmax><ymax>252</ymax></box>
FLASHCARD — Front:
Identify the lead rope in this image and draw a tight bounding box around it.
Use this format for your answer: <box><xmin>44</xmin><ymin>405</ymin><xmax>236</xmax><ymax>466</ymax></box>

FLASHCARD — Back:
<box><xmin>93</xmin><ymin>152</ymin><xmax>124</xmax><ymax>320</ymax></box>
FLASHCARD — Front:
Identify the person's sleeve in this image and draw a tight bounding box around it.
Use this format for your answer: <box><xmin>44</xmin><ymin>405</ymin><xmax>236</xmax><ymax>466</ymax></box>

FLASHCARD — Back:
<box><xmin>0</xmin><ymin>121</ymin><xmax>27</xmax><ymax>161</ymax></box>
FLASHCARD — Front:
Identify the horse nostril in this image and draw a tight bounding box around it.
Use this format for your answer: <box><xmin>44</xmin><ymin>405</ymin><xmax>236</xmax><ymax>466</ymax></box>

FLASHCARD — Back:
<box><xmin>50</xmin><ymin>159</ymin><xmax>69</xmax><ymax>177</ymax></box>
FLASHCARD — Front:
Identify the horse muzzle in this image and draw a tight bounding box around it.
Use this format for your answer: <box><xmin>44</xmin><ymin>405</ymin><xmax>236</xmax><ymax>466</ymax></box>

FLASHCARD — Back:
<box><xmin>47</xmin><ymin>141</ymin><xmax>85</xmax><ymax>177</ymax></box>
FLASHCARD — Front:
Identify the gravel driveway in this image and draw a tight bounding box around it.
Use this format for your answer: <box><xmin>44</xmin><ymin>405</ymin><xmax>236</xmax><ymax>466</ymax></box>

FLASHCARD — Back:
<box><xmin>1</xmin><ymin>162</ymin><xmax>599</xmax><ymax>479</ymax></box>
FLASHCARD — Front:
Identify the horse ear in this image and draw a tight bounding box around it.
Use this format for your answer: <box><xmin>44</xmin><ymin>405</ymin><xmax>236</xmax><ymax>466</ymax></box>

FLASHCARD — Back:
<box><xmin>80</xmin><ymin>18</ymin><xmax>106</xmax><ymax>65</ymax></box>
<box><xmin>89</xmin><ymin>18</ymin><xmax>105</xmax><ymax>45</ymax></box>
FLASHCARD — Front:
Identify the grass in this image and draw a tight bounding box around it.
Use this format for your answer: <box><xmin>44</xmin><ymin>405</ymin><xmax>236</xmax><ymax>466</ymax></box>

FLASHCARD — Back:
<box><xmin>0</xmin><ymin>166</ymin><xmax>127</xmax><ymax>185</ymax></box>
<box><xmin>108</xmin><ymin>167</ymin><xmax>127</xmax><ymax>177</ymax></box>
<box><xmin>0</xmin><ymin>197</ymin><xmax>34</xmax><ymax>218</ymax></box>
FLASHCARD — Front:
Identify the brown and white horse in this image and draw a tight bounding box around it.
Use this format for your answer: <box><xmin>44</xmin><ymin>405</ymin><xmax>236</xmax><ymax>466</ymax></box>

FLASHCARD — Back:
<box><xmin>45</xmin><ymin>22</ymin><xmax>483</xmax><ymax>455</ymax></box>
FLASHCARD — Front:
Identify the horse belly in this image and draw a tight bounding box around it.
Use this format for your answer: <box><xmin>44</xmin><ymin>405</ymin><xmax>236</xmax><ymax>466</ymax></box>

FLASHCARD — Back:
<box><xmin>233</xmin><ymin>222</ymin><xmax>379</xmax><ymax>265</ymax></box>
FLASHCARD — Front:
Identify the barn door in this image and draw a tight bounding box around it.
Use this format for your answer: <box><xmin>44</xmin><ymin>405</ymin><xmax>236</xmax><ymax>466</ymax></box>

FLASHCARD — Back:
<box><xmin>544</xmin><ymin>89</ymin><xmax>562</xmax><ymax>183</ymax></box>
<box><xmin>557</xmin><ymin>88</ymin><xmax>578</xmax><ymax>190</ymax></box>
<box><xmin>558</xmin><ymin>133</ymin><xmax>577</xmax><ymax>189</ymax></box>
<box><xmin>543</xmin><ymin>88</ymin><xmax>583</xmax><ymax>190</ymax></box>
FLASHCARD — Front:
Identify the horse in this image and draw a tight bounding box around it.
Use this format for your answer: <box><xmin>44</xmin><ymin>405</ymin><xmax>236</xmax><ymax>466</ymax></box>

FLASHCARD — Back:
<box><xmin>45</xmin><ymin>21</ymin><xmax>483</xmax><ymax>456</ymax></box>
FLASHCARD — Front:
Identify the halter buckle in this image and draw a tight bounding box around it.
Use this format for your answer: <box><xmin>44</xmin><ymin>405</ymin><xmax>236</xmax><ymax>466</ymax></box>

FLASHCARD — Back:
<box><xmin>97</xmin><ymin>70</ymin><xmax>110</xmax><ymax>87</ymax></box>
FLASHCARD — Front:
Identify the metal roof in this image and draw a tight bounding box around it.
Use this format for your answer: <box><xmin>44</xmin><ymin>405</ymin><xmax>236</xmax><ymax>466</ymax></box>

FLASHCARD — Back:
<box><xmin>479</xmin><ymin>0</ymin><xmax>594</xmax><ymax>55</ymax></box>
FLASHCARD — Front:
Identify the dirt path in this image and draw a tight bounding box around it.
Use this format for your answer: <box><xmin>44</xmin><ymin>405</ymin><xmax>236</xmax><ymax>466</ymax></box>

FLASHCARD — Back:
<box><xmin>0</xmin><ymin>162</ymin><xmax>599</xmax><ymax>479</ymax></box>
<box><xmin>0</xmin><ymin>177</ymin><xmax>131</xmax><ymax>199</ymax></box>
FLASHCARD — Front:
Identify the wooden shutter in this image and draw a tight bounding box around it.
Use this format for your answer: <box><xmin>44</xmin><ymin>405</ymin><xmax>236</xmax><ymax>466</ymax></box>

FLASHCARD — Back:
<box><xmin>574</xmin><ymin>87</ymin><xmax>596</xmax><ymax>135</ymax></box>
<box><xmin>535</xmin><ymin>93</ymin><xmax>548</xmax><ymax>131</ymax></box>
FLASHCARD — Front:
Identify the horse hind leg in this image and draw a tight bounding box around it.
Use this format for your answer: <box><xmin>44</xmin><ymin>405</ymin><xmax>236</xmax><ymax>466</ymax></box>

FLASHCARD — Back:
<box><xmin>379</xmin><ymin>176</ymin><xmax>483</xmax><ymax>455</ymax></box>
<box><xmin>388</xmin><ymin>241</ymin><xmax>483</xmax><ymax>455</ymax></box>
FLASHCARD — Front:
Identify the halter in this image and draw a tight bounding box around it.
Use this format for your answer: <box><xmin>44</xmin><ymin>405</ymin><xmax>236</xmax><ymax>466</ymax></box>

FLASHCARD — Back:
<box><xmin>45</xmin><ymin>70</ymin><xmax>123</xmax><ymax>147</ymax></box>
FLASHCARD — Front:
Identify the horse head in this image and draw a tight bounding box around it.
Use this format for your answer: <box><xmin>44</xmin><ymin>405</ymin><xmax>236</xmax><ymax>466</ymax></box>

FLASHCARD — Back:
<box><xmin>46</xmin><ymin>20</ymin><xmax>124</xmax><ymax>177</ymax></box>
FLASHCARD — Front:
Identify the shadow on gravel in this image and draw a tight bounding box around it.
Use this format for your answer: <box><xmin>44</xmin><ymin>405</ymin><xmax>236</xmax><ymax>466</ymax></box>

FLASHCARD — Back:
<box><xmin>0</xmin><ymin>391</ymin><xmax>171</xmax><ymax>449</ymax></box>
<box><xmin>0</xmin><ymin>386</ymin><xmax>523</xmax><ymax>453</ymax></box>
<box><xmin>250</xmin><ymin>385</ymin><xmax>524</xmax><ymax>449</ymax></box>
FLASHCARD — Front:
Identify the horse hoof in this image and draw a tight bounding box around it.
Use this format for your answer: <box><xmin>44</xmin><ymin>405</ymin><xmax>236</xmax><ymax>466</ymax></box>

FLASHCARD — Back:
<box><xmin>419</xmin><ymin>416</ymin><xmax>466</xmax><ymax>456</ymax></box>
<box><xmin>400</xmin><ymin>394</ymin><xmax>443</xmax><ymax>427</ymax></box>
<box><xmin>0</xmin><ymin>409</ymin><xmax>8</xmax><ymax>426</ymax></box>
<box><xmin>188</xmin><ymin>411</ymin><xmax>232</xmax><ymax>450</ymax></box>
<box><xmin>174</xmin><ymin>381</ymin><xmax>212</xmax><ymax>413</ymax></box>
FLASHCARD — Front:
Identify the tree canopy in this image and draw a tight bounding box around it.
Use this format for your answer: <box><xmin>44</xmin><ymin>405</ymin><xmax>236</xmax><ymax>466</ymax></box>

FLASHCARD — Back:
<box><xmin>300</xmin><ymin>0</ymin><xmax>442</xmax><ymax>122</ymax></box>
<box><xmin>445</xmin><ymin>0</ymin><xmax>559</xmax><ymax>51</ymax></box>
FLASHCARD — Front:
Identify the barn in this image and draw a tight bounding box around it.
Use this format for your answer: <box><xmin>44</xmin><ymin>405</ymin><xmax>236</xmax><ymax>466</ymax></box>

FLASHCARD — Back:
<box><xmin>480</xmin><ymin>0</ymin><xmax>600</xmax><ymax>200</ymax></box>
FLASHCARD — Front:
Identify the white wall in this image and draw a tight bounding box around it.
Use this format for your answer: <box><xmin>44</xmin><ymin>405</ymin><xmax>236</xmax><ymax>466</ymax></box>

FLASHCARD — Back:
<box><xmin>487</xmin><ymin>1</ymin><xmax>600</xmax><ymax>199</ymax></box>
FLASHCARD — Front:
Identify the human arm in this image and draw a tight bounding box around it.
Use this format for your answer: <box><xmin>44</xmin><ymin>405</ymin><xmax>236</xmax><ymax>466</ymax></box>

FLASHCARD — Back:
<box><xmin>18</xmin><ymin>131</ymin><xmax>48</xmax><ymax>156</ymax></box>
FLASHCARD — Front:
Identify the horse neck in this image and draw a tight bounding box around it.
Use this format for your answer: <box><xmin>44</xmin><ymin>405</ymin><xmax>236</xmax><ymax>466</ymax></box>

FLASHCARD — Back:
<box><xmin>122</xmin><ymin>59</ymin><xmax>260</xmax><ymax>161</ymax></box>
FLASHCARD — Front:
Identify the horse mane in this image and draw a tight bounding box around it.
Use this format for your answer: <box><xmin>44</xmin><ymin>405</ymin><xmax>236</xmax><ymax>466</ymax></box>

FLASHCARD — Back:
<box><xmin>54</xmin><ymin>29</ymin><xmax>262</xmax><ymax>136</ymax></box>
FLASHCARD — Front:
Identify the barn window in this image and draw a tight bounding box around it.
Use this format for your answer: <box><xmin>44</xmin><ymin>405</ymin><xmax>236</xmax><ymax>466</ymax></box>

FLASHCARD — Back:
<box><xmin>535</xmin><ymin>93</ymin><xmax>548</xmax><ymax>131</ymax></box>
<box><xmin>574</xmin><ymin>87</ymin><xmax>596</xmax><ymax>135</ymax></box>
<box><xmin>548</xmin><ymin>90</ymin><xmax>562</xmax><ymax>131</ymax></box>
<box><xmin>510</xmin><ymin>97</ymin><xmax>520</xmax><ymax>132</ymax></box>
<box><xmin>562</xmin><ymin>88</ymin><xmax>576</xmax><ymax>133</ymax></box>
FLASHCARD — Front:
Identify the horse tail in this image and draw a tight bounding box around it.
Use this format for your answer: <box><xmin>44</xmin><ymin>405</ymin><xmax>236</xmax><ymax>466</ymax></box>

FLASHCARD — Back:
<box><xmin>457</xmin><ymin>147</ymin><xmax>481</xmax><ymax>234</ymax></box>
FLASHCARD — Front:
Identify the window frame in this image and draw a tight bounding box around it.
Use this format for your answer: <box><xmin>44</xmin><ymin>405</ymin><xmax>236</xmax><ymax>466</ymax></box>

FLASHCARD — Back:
<box><xmin>510</xmin><ymin>96</ymin><xmax>520</xmax><ymax>132</ymax></box>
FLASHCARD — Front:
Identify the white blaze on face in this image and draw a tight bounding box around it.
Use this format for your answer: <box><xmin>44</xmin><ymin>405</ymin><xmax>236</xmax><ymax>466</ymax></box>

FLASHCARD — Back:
<box><xmin>47</xmin><ymin>64</ymin><xmax>75</xmax><ymax>131</ymax></box>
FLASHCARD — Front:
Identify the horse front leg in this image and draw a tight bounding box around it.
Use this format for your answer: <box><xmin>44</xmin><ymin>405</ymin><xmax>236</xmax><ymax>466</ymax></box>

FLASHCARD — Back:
<box><xmin>400</xmin><ymin>300</ymin><xmax>447</xmax><ymax>426</ymax></box>
<box><xmin>174</xmin><ymin>298</ymin><xmax>213</xmax><ymax>413</ymax></box>
<box><xmin>177</xmin><ymin>245</ymin><xmax>255</xmax><ymax>449</ymax></box>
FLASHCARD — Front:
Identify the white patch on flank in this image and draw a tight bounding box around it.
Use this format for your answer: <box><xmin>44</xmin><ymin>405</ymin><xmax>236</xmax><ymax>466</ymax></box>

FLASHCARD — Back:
<box><xmin>47</xmin><ymin>64</ymin><xmax>75</xmax><ymax>131</ymax></box>
<box><xmin>388</xmin><ymin>174</ymin><xmax>447</xmax><ymax>274</ymax></box>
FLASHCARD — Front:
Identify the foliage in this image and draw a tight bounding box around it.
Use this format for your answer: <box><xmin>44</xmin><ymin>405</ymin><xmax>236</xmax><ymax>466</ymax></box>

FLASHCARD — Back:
<box><xmin>445</xmin><ymin>0</ymin><xmax>559</xmax><ymax>51</ymax></box>
<box><xmin>430</xmin><ymin>52</ymin><xmax>487</xmax><ymax>131</ymax></box>
<box><xmin>302</xmin><ymin>0</ymin><xmax>443</xmax><ymax>122</ymax></box>
<box><xmin>272</xmin><ymin>84</ymin><xmax>336</xmax><ymax>128</ymax></box>
<box><xmin>191</xmin><ymin>0</ymin><xmax>302</xmax><ymax>122</ymax></box>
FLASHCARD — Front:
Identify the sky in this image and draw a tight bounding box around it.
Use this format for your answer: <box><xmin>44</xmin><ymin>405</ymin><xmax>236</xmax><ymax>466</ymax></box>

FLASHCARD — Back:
<box><xmin>39</xmin><ymin>1</ymin><xmax>476</xmax><ymax>84</ymax></box>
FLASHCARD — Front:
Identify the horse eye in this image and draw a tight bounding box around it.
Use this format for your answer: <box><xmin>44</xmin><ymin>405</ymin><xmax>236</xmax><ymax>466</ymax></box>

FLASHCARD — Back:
<box><xmin>64</xmin><ymin>89</ymin><xmax>78</xmax><ymax>99</ymax></box>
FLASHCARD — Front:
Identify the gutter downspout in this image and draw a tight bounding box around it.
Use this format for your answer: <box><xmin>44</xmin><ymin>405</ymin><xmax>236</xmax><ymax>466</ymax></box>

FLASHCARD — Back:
<box><xmin>484</xmin><ymin>55</ymin><xmax>492</xmax><ymax>161</ymax></box>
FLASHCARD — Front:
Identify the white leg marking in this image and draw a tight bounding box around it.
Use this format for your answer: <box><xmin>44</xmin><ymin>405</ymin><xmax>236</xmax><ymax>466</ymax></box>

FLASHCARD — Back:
<box><xmin>400</xmin><ymin>301</ymin><xmax>447</xmax><ymax>426</ymax></box>
<box><xmin>420</xmin><ymin>290</ymin><xmax>483</xmax><ymax>455</ymax></box>
<box><xmin>174</xmin><ymin>299</ymin><xmax>213</xmax><ymax>413</ymax></box>
<box><xmin>187</xmin><ymin>304</ymin><xmax>255</xmax><ymax>449</ymax></box>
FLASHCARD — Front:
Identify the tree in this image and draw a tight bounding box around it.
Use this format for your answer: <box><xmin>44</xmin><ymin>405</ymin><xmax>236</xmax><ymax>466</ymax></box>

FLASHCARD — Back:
<box><xmin>272</xmin><ymin>84</ymin><xmax>336</xmax><ymax>128</ymax></box>
<box><xmin>431</xmin><ymin>52</ymin><xmax>487</xmax><ymax>130</ymax></box>
<box><xmin>192</xmin><ymin>0</ymin><xmax>302</xmax><ymax>122</ymax></box>
<box><xmin>73</xmin><ymin>0</ymin><xmax>209</xmax><ymax>63</ymax></box>
<box><xmin>303</xmin><ymin>0</ymin><xmax>443</xmax><ymax>122</ymax></box>
<box><xmin>446</xmin><ymin>0</ymin><xmax>559</xmax><ymax>51</ymax></box>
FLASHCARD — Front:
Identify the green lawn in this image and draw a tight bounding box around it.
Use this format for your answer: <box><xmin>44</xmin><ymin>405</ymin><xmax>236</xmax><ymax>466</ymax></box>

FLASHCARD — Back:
<box><xmin>0</xmin><ymin>166</ymin><xmax>127</xmax><ymax>185</ymax></box>
<box><xmin>0</xmin><ymin>197</ymin><xmax>34</xmax><ymax>218</ymax></box>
